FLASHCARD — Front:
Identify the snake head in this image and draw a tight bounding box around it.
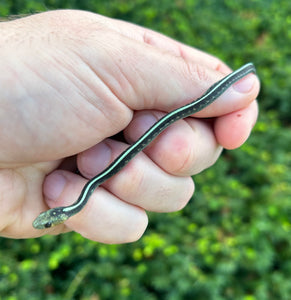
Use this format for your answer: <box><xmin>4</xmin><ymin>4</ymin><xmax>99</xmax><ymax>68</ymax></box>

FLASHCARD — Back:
<box><xmin>32</xmin><ymin>207</ymin><xmax>69</xmax><ymax>229</ymax></box>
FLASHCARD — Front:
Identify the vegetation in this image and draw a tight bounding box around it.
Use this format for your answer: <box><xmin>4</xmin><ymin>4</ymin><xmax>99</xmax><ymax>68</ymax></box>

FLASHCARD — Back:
<box><xmin>1</xmin><ymin>0</ymin><xmax>290</xmax><ymax>299</ymax></box>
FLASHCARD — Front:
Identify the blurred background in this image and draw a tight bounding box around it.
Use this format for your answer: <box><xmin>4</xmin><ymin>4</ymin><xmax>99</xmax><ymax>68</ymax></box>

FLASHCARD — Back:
<box><xmin>0</xmin><ymin>1</ymin><xmax>290</xmax><ymax>299</ymax></box>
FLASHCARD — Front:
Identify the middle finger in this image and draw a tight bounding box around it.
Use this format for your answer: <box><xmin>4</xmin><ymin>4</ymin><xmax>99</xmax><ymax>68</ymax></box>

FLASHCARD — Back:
<box><xmin>77</xmin><ymin>138</ymin><xmax>194</xmax><ymax>212</ymax></box>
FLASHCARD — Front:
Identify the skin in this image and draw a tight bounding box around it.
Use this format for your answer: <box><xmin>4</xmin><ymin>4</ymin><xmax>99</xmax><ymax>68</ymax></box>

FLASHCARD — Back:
<box><xmin>0</xmin><ymin>10</ymin><xmax>260</xmax><ymax>243</ymax></box>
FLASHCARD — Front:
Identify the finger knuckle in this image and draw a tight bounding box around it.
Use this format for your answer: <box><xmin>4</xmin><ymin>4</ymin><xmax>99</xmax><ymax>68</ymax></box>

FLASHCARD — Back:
<box><xmin>181</xmin><ymin>60</ymin><xmax>210</xmax><ymax>84</ymax></box>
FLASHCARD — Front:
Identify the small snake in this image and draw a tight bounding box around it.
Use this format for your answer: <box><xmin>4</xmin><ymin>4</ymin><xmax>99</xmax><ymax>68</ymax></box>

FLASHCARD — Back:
<box><xmin>33</xmin><ymin>62</ymin><xmax>256</xmax><ymax>229</ymax></box>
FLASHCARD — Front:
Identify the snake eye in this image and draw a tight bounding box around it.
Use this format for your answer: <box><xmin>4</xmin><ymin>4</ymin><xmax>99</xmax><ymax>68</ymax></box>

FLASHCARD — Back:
<box><xmin>44</xmin><ymin>222</ymin><xmax>52</xmax><ymax>228</ymax></box>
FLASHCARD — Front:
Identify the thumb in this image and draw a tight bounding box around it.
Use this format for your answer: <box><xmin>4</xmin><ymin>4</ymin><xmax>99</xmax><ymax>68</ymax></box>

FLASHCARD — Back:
<box><xmin>0</xmin><ymin>10</ymin><xmax>259</xmax><ymax>165</ymax></box>
<box><xmin>84</xmin><ymin>18</ymin><xmax>259</xmax><ymax>118</ymax></box>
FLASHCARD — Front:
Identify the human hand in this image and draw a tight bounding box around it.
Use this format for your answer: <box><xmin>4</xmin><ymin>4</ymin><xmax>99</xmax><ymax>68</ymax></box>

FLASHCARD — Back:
<box><xmin>0</xmin><ymin>10</ymin><xmax>260</xmax><ymax>242</ymax></box>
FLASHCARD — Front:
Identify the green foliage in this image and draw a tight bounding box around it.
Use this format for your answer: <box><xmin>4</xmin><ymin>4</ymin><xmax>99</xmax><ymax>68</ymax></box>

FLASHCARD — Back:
<box><xmin>1</xmin><ymin>0</ymin><xmax>291</xmax><ymax>299</ymax></box>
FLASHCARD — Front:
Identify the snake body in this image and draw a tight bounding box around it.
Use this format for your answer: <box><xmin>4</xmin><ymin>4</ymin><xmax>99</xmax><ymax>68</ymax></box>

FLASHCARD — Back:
<box><xmin>33</xmin><ymin>63</ymin><xmax>256</xmax><ymax>229</ymax></box>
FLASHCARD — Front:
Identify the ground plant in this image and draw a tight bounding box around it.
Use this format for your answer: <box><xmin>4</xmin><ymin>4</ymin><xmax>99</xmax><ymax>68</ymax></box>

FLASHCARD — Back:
<box><xmin>0</xmin><ymin>1</ymin><xmax>291</xmax><ymax>299</ymax></box>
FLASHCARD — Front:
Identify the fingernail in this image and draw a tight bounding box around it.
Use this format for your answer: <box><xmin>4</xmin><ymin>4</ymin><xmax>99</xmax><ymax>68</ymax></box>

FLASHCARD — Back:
<box><xmin>135</xmin><ymin>114</ymin><xmax>159</xmax><ymax>133</ymax></box>
<box><xmin>80</xmin><ymin>142</ymin><xmax>112</xmax><ymax>177</ymax></box>
<box><xmin>44</xmin><ymin>173</ymin><xmax>67</xmax><ymax>201</ymax></box>
<box><xmin>233</xmin><ymin>74</ymin><xmax>256</xmax><ymax>93</ymax></box>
